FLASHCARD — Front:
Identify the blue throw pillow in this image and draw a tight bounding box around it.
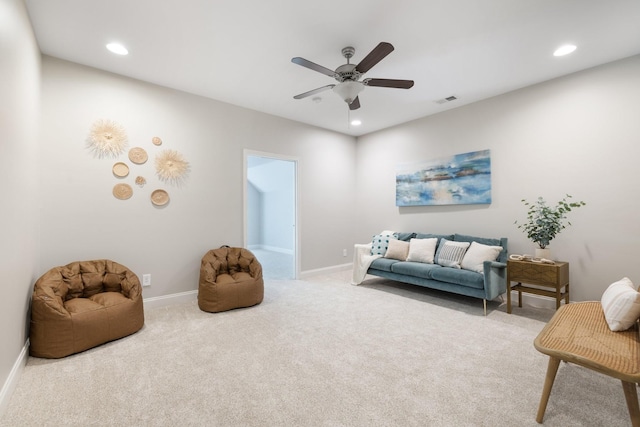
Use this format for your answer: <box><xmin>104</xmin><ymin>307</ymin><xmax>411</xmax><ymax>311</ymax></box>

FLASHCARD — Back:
<box><xmin>371</xmin><ymin>234</ymin><xmax>392</xmax><ymax>256</ymax></box>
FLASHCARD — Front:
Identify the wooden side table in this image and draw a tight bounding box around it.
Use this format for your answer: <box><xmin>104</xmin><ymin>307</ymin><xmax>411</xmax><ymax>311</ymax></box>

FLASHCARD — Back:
<box><xmin>506</xmin><ymin>259</ymin><xmax>569</xmax><ymax>314</ymax></box>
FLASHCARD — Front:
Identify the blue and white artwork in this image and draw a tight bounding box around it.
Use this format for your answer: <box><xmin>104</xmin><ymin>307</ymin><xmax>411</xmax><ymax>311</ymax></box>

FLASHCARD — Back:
<box><xmin>396</xmin><ymin>149</ymin><xmax>491</xmax><ymax>206</ymax></box>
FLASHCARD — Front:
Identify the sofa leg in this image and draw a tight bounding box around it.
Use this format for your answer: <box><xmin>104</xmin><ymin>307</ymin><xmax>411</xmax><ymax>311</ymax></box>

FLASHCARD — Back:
<box><xmin>483</xmin><ymin>299</ymin><xmax>487</xmax><ymax>316</ymax></box>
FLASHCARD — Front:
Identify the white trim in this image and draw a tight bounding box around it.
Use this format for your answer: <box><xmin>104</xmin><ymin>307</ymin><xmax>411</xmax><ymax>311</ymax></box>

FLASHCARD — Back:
<box><xmin>143</xmin><ymin>290</ymin><xmax>198</xmax><ymax>309</ymax></box>
<box><xmin>507</xmin><ymin>291</ymin><xmax>572</xmax><ymax>310</ymax></box>
<box><xmin>248</xmin><ymin>244</ymin><xmax>294</xmax><ymax>255</ymax></box>
<box><xmin>300</xmin><ymin>263</ymin><xmax>352</xmax><ymax>279</ymax></box>
<box><xmin>0</xmin><ymin>339</ymin><xmax>29</xmax><ymax>418</ymax></box>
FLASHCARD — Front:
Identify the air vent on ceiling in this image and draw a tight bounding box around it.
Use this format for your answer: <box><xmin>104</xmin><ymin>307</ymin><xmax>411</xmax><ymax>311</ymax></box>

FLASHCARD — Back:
<box><xmin>434</xmin><ymin>95</ymin><xmax>458</xmax><ymax>105</ymax></box>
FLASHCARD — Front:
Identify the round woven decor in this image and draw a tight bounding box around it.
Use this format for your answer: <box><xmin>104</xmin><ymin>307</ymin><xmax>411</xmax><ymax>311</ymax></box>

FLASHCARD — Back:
<box><xmin>152</xmin><ymin>136</ymin><xmax>162</xmax><ymax>146</ymax></box>
<box><xmin>112</xmin><ymin>162</ymin><xmax>129</xmax><ymax>177</ymax></box>
<box><xmin>128</xmin><ymin>147</ymin><xmax>148</xmax><ymax>164</ymax></box>
<box><xmin>151</xmin><ymin>189</ymin><xmax>169</xmax><ymax>206</ymax></box>
<box><xmin>113</xmin><ymin>183</ymin><xmax>133</xmax><ymax>200</ymax></box>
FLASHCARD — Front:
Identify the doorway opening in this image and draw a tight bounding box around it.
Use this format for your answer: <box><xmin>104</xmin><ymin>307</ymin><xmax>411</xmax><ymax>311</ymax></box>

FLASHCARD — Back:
<box><xmin>244</xmin><ymin>151</ymin><xmax>298</xmax><ymax>280</ymax></box>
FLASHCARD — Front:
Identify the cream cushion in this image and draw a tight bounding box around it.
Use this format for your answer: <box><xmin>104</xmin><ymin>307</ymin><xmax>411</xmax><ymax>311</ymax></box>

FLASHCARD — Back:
<box><xmin>406</xmin><ymin>238</ymin><xmax>438</xmax><ymax>264</ymax></box>
<box><xmin>461</xmin><ymin>241</ymin><xmax>503</xmax><ymax>273</ymax></box>
<box><xmin>601</xmin><ymin>277</ymin><xmax>640</xmax><ymax>331</ymax></box>
<box><xmin>385</xmin><ymin>239</ymin><xmax>410</xmax><ymax>261</ymax></box>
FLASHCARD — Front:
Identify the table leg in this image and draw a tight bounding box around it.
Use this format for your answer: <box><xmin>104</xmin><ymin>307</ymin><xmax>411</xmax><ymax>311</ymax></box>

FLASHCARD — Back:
<box><xmin>507</xmin><ymin>281</ymin><xmax>512</xmax><ymax>314</ymax></box>
<box><xmin>565</xmin><ymin>283</ymin><xmax>570</xmax><ymax>304</ymax></box>
<box><xmin>518</xmin><ymin>285</ymin><xmax>522</xmax><ymax>308</ymax></box>
<box><xmin>622</xmin><ymin>380</ymin><xmax>640</xmax><ymax>427</ymax></box>
<box><xmin>536</xmin><ymin>357</ymin><xmax>561</xmax><ymax>423</ymax></box>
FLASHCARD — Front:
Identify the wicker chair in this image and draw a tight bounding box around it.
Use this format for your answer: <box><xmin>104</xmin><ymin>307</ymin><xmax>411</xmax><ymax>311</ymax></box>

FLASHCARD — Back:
<box><xmin>30</xmin><ymin>260</ymin><xmax>144</xmax><ymax>358</ymax></box>
<box><xmin>198</xmin><ymin>247</ymin><xmax>264</xmax><ymax>313</ymax></box>
<box><xmin>534</xmin><ymin>301</ymin><xmax>640</xmax><ymax>426</ymax></box>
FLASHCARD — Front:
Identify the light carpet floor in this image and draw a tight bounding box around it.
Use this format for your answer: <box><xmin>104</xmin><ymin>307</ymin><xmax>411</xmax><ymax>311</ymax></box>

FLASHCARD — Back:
<box><xmin>1</xmin><ymin>271</ymin><xmax>631</xmax><ymax>426</ymax></box>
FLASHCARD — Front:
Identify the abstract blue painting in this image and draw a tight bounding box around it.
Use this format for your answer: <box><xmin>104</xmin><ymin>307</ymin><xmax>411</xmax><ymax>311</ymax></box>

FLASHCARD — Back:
<box><xmin>396</xmin><ymin>149</ymin><xmax>491</xmax><ymax>206</ymax></box>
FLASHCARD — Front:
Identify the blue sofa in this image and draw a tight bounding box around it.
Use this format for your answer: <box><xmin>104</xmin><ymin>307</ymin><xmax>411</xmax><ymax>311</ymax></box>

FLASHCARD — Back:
<box><xmin>366</xmin><ymin>233</ymin><xmax>508</xmax><ymax>314</ymax></box>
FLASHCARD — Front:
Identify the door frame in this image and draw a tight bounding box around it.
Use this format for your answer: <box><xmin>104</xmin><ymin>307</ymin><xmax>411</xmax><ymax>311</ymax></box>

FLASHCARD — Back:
<box><xmin>243</xmin><ymin>149</ymin><xmax>299</xmax><ymax>279</ymax></box>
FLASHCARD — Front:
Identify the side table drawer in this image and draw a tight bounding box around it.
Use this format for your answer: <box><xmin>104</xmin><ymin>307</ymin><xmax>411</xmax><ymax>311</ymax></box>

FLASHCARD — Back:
<box><xmin>508</xmin><ymin>262</ymin><xmax>559</xmax><ymax>286</ymax></box>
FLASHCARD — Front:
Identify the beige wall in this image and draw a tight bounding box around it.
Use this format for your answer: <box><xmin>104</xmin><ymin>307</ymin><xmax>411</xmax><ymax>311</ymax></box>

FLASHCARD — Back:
<box><xmin>37</xmin><ymin>57</ymin><xmax>357</xmax><ymax>299</ymax></box>
<box><xmin>0</xmin><ymin>0</ymin><xmax>41</xmax><ymax>411</ymax></box>
<box><xmin>355</xmin><ymin>55</ymin><xmax>640</xmax><ymax>301</ymax></box>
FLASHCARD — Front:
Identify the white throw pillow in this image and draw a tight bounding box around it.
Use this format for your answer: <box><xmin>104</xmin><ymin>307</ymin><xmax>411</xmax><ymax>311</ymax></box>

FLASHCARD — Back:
<box><xmin>461</xmin><ymin>241</ymin><xmax>503</xmax><ymax>274</ymax></box>
<box><xmin>406</xmin><ymin>238</ymin><xmax>438</xmax><ymax>264</ymax></box>
<box><xmin>601</xmin><ymin>277</ymin><xmax>640</xmax><ymax>331</ymax></box>
<box><xmin>435</xmin><ymin>239</ymin><xmax>470</xmax><ymax>269</ymax></box>
<box><xmin>385</xmin><ymin>239</ymin><xmax>410</xmax><ymax>261</ymax></box>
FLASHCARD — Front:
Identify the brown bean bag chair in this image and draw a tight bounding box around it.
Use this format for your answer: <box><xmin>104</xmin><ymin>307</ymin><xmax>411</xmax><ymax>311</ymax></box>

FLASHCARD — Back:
<box><xmin>30</xmin><ymin>260</ymin><xmax>144</xmax><ymax>358</ymax></box>
<box><xmin>198</xmin><ymin>247</ymin><xmax>264</xmax><ymax>313</ymax></box>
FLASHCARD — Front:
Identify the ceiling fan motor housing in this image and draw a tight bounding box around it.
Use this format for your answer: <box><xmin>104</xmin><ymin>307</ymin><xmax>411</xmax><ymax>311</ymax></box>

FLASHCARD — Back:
<box><xmin>334</xmin><ymin>63</ymin><xmax>361</xmax><ymax>82</ymax></box>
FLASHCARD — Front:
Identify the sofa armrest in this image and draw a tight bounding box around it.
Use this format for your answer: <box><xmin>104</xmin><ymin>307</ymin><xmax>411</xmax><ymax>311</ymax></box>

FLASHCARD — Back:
<box><xmin>483</xmin><ymin>260</ymin><xmax>507</xmax><ymax>300</ymax></box>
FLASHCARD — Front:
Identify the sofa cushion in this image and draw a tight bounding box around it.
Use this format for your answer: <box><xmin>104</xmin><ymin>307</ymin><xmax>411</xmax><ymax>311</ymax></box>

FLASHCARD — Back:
<box><xmin>430</xmin><ymin>267</ymin><xmax>485</xmax><ymax>289</ymax></box>
<box><xmin>453</xmin><ymin>233</ymin><xmax>502</xmax><ymax>247</ymax></box>
<box><xmin>391</xmin><ymin>261</ymin><xmax>441</xmax><ymax>279</ymax></box>
<box><xmin>394</xmin><ymin>232</ymin><xmax>416</xmax><ymax>242</ymax></box>
<box><xmin>406</xmin><ymin>238</ymin><xmax>438</xmax><ymax>264</ymax></box>
<box><xmin>369</xmin><ymin>258</ymin><xmax>399</xmax><ymax>272</ymax></box>
<box><xmin>415</xmin><ymin>233</ymin><xmax>454</xmax><ymax>246</ymax></box>
<box><xmin>385</xmin><ymin>239</ymin><xmax>410</xmax><ymax>261</ymax></box>
<box><xmin>461</xmin><ymin>241</ymin><xmax>503</xmax><ymax>274</ymax></box>
<box><xmin>435</xmin><ymin>239</ymin><xmax>470</xmax><ymax>269</ymax></box>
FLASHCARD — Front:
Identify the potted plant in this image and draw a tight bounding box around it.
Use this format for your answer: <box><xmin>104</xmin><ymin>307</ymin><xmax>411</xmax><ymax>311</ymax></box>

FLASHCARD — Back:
<box><xmin>515</xmin><ymin>194</ymin><xmax>585</xmax><ymax>259</ymax></box>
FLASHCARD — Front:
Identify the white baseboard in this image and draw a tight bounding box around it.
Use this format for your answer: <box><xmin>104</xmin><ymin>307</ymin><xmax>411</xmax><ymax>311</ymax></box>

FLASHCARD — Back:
<box><xmin>507</xmin><ymin>290</ymin><xmax>570</xmax><ymax>310</ymax></box>
<box><xmin>143</xmin><ymin>290</ymin><xmax>198</xmax><ymax>310</ymax></box>
<box><xmin>248</xmin><ymin>245</ymin><xmax>294</xmax><ymax>255</ymax></box>
<box><xmin>300</xmin><ymin>263</ymin><xmax>352</xmax><ymax>279</ymax></box>
<box><xmin>0</xmin><ymin>339</ymin><xmax>29</xmax><ymax>418</ymax></box>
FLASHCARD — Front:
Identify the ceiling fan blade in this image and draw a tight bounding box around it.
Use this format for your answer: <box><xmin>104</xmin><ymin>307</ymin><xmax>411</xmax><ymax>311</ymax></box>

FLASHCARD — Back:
<box><xmin>349</xmin><ymin>96</ymin><xmax>361</xmax><ymax>110</ymax></box>
<box><xmin>355</xmin><ymin>42</ymin><xmax>394</xmax><ymax>73</ymax></box>
<box><xmin>293</xmin><ymin>85</ymin><xmax>335</xmax><ymax>100</ymax></box>
<box><xmin>291</xmin><ymin>57</ymin><xmax>336</xmax><ymax>77</ymax></box>
<box><xmin>363</xmin><ymin>78</ymin><xmax>414</xmax><ymax>89</ymax></box>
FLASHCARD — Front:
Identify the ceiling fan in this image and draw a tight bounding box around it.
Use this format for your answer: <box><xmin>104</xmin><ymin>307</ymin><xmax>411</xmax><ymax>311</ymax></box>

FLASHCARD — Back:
<box><xmin>291</xmin><ymin>42</ymin><xmax>414</xmax><ymax>110</ymax></box>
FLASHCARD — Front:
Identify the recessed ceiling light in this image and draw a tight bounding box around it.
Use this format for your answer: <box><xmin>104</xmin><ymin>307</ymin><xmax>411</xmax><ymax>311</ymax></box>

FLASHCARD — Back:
<box><xmin>351</xmin><ymin>120</ymin><xmax>362</xmax><ymax>126</ymax></box>
<box><xmin>553</xmin><ymin>44</ymin><xmax>576</xmax><ymax>57</ymax></box>
<box><xmin>106</xmin><ymin>43</ymin><xmax>129</xmax><ymax>55</ymax></box>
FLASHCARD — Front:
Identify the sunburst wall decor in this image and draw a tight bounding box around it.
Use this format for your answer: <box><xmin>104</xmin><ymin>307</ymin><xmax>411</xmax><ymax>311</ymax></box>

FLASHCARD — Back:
<box><xmin>87</xmin><ymin>119</ymin><xmax>128</xmax><ymax>158</ymax></box>
<box><xmin>155</xmin><ymin>149</ymin><xmax>190</xmax><ymax>184</ymax></box>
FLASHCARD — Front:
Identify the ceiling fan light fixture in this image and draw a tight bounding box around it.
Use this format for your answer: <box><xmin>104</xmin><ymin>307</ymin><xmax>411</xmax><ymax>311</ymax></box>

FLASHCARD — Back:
<box><xmin>333</xmin><ymin>81</ymin><xmax>364</xmax><ymax>104</ymax></box>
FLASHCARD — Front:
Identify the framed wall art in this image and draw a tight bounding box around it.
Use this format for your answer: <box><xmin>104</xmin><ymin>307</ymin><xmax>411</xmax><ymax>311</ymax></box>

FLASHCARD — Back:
<box><xmin>396</xmin><ymin>149</ymin><xmax>491</xmax><ymax>206</ymax></box>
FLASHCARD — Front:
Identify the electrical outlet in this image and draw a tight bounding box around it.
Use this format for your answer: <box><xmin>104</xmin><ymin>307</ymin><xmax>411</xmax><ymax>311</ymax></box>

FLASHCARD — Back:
<box><xmin>142</xmin><ymin>274</ymin><xmax>151</xmax><ymax>287</ymax></box>
<box><xmin>343</xmin><ymin>249</ymin><xmax>347</xmax><ymax>257</ymax></box>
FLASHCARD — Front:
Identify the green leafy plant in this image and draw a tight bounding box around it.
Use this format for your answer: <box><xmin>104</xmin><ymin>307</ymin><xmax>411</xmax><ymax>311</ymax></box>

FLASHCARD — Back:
<box><xmin>515</xmin><ymin>194</ymin><xmax>585</xmax><ymax>249</ymax></box>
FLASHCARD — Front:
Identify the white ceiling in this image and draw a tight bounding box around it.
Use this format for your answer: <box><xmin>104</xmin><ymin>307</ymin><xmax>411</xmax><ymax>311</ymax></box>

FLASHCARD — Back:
<box><xmin>25</xmin><ymin>0</ymin><xmax>640</xmax><ymax>137</ymax></box>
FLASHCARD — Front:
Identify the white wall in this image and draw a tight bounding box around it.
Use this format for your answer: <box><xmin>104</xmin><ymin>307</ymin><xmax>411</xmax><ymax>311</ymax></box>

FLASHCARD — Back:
<box><xmin>248</xmin><ymin>158</ymin><xmax>295</xmax><ymax>252</ymax></box>
<box><xmin>0</xmin><ymin>0</ymin><xmax>41</xmax><ymax>412</ymax></box>
<box><xmin>38</xmin><ymin>56</ymin><xmax>357</xmax><ymax>300</ymax></box>
<box><xmin>355</xmin><ymin>55</ymin><xmax>640</xmax><ymax>302</ymax></box>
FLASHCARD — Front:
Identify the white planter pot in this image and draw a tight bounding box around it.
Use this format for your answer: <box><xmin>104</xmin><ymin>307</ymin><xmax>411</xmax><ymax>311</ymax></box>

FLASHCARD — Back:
<box><xmin>535</xmin><ymin>248</ymin><xmax>551</xmax><ymax>260</ymax></box>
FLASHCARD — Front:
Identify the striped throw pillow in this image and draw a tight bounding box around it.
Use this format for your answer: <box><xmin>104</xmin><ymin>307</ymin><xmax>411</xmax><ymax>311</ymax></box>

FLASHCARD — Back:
<box><xmin>435</xmin><ymin>238</ymin><xmax>470</xmax><ymax>269</ymax></box>
<box><xmin>601</xmin><ymin>277</ymin><xmax>640</xmax><ymax>331</ymax></box>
